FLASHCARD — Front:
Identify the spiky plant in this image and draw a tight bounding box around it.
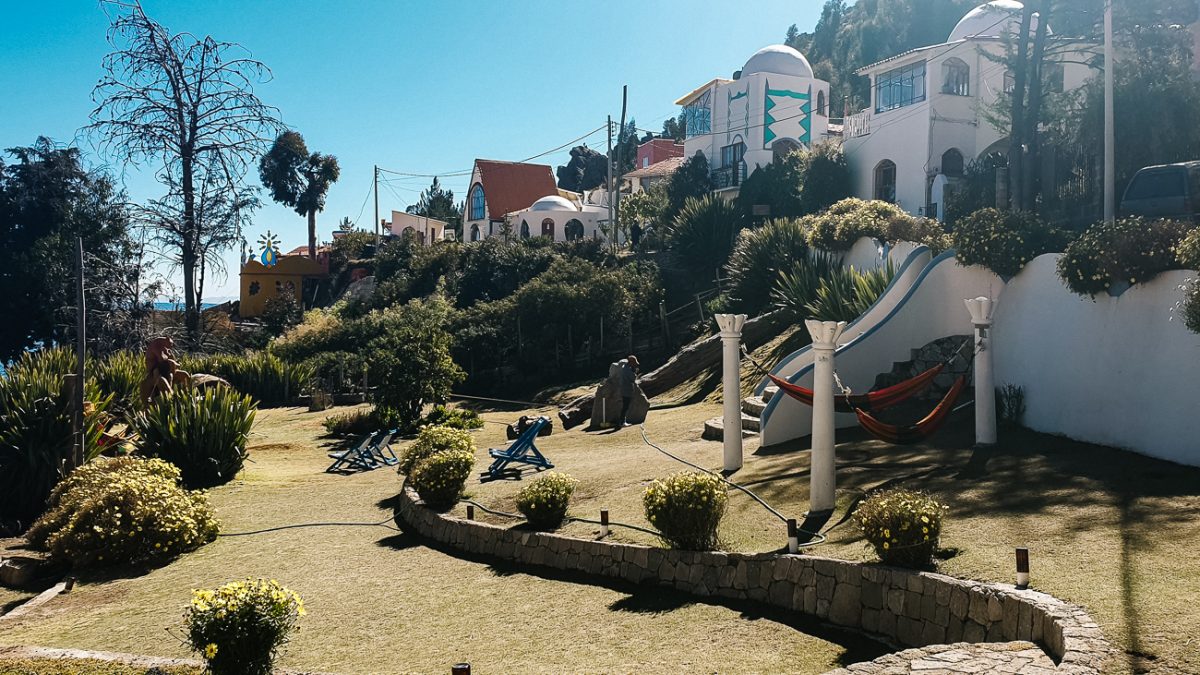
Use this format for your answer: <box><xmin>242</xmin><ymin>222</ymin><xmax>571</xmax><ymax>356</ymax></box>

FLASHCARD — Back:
<box><xmin>129</xmin><ymin>386</ymin><xmax>256</xmax><ymax>488</ymax></box>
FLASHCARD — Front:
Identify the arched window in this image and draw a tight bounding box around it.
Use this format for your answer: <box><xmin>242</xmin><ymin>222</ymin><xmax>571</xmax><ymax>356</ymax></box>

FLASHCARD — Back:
<box><xmin>469</xmin><ymin>183</ymin><xmax>486</xmax><ymax>221</ymax></box>
<box><xmin>874</xmin><ymin>160</ymin><xmax>897</xmax><ymax>203</ymax></box>
<box><xmin>541</xmin><ymin>218</ymin><xmax>555</xmax><ymax>239</ymax></box>
<box><xmin>942</xmin><ymin>58</ymin><xmax>970</xmax><ymax>96</ymax></box>
<box><xmin>941</xmin><ymin>148</ymin><xmax>965</xmax><ymax>178</ymax></box>
<box><xmin>470</xmin><ymin>223</ymin><xmax>480</xmax><ymax>242</ymax></box>
<box><xmin>565</xmin><ymin>219</ymin><xmax>584</xmax><ymax>241</ymax></box>
<box><xmin>772</xmin><ymin>138</ymin><xmax>801</xmax><ymax>161</ymax></box>
<box><xmin>520</xmin><ymin>220</ymin><xmax>530</xmax><ymax>238</ymax></box>
<box><xmin>816</xmin><ymin>90</ymin><xmax>826</xmax><ymax>115</ymax></box>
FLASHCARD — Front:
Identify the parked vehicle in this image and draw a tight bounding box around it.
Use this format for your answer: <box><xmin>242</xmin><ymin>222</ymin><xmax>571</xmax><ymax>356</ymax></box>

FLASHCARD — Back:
<box><xmin>1120</xmin><ymin>161</ymin><xmax>1200</xmax><ymax>221</ymax></box>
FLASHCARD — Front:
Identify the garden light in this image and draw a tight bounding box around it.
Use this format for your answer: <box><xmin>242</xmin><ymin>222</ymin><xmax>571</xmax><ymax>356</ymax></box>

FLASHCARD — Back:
<box><xmin>451</xmin><ymin>663</ymin><xmax>471</xmax><ymax>675</ymax></box>
<box><xmin>1016</xmin><ymin>547</ymin><xmax>1030</xmax><ymax>589</ymax></box>
<box><xmin>787</xmin><ymin>519</ymin><xmax>799</xmax><ymax>553</ymax></box>
<box><xmin>600</xmin><ymin>509</ymin><xmax>610</xmax><ymax>537</ymax></box>
<box><xmin>466</xmin><ymin>504</ymin><xmax>475</xmax><ymax>520</ymax></box>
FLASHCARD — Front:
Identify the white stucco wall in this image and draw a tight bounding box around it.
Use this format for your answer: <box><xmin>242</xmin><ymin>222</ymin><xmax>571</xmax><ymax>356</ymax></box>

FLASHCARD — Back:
<box><xmin>510</xmin><ymin>208</ymin><xmax>602</xmax><ymax>243</ymax></box>
<box><xmin>992</xmin><ymin>255</ymin><xmax>1200</xmax><ymax>465</ymax></box>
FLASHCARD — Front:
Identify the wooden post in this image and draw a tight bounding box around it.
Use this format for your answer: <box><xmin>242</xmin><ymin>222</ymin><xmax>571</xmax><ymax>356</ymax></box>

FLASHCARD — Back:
<box><xmin>72</xmin><ymin>237</ymin><xmax>86</xmax><ymax>470</ymax></box>
<box><xmin>696</xmin><ymin>294</ymin><xmax>705</xmax><ymax>323</ymax></box>
<box><xmin>659</xmin><ymin>301</ymin><xmax>671</xmax><ymax>349</ymax></box>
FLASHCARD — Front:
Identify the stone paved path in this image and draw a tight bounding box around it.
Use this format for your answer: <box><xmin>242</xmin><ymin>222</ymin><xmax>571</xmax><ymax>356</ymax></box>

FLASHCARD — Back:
<box><xmin>828</xmin><ymin>641</ymin><xmax>1059</xmax><ymax>674</ymax></box>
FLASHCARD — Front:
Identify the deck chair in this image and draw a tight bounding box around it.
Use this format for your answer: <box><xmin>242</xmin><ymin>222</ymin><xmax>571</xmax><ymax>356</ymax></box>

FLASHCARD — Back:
<box><xmin>487</xmin><ymin>416</ymin><xmax>553</xmax><ymax>478</ymax></box>
<box><xmin>368</xmin><ymin>430</ymin><xmax>399</xmax><ymax>466</ymax></box>
<box><xmin>326</xmin><ymin>431</ymin><xmax>382</xmax><ymax>473</ymax></box>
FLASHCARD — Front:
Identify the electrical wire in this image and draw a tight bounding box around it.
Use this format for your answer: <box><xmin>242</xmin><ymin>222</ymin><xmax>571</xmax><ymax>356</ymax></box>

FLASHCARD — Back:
<box><xmin>458</xmin><ymin>499</ymin><xmax>662</xmax><ymax>538</ymax></box>
<box><xmin>219</xmin><ymin>517</ymin><xmax>400</xmax><ymax>537</ymax></box>
<box><xmin>376</xmin><ymin>125</ymin><xmax>607</xmax><ymax>180</ymax></box>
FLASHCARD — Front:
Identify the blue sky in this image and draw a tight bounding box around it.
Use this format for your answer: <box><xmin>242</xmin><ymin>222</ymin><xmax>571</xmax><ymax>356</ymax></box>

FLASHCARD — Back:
<box><xmin>0</xmin><ymin>0</ymin><xmax>821</xmax><ymax>297</ymax></box>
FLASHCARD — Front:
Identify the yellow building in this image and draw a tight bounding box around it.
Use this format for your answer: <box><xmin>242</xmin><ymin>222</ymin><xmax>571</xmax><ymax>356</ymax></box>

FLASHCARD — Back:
<box><xmin>239</xmin><ymin>254</ymin><xmax>328</xmax><ymax>318</ymax></box>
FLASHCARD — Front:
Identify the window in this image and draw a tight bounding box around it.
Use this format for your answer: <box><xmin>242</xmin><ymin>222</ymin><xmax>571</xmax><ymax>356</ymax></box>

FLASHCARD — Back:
<box><xmin>941</xmin><ymin>58</ymin><xmax>970</xmax><ymax>96</ymax></box>
<box><xmin>469</xmin><ymin>183</ymin><xmax>485</xmax><ymax>220</ymax></box>
<box><xmin>816</xmin><ymin>90</ymin><xmax>826</xmax><ymax>115</ymax></box>
<box><xmin>682</xmin><ymin>90</ymin><xmax>712</xmax><ymax>138</ymax></box>
<box><xmin>772</xmin><ymin>139</ymin><xmax>801</xmax><ymax>161</ymax></box>
<box><xmin>565</xmin><ymin>219</ymin><xmax>584</xmax><ymax>241</ymax></box>
<box><xmin>720</xmin><ymin>139</ymin><xmax>745</xmax><ymax>168</ymax></box>
<box><xmin>941</xmin><ymin>148</ymin><xmax>965</xmax><ymax>178</ymax></box>
<box><xmin>541</xmin><ymin>218</ymin><xmax>555</xmax><ymax>239</ymax></box>
<box><xmin>1043</xmin><ymin>62</ymin><xmax>1065</xmax><ymax>94</ymax></box>
<box><xmin>875</xmin><ymin>61</ymin><xmax>926</xmax><ymax>113</ymax></box>
<box><xmin>470</xmin><ymin>224</ymin><xmax>480</xmax><ymax>241</ymax></box>
<box><xmin>1003</xmin><ymin>70</ymin><xmax>1015</xmax><ymax>94</ymax></box>
<box><xmin>874</xmin><ymin>160</ymin><xmax>897</xmax><ymax>203</ymax></box>
<box><xmin>1123</xmin><ymin>168</ymin><xmax>1186</xmax><ymax>200</ymax></box>
<box><xmin>643</xmin><ymin>157</ymin><xmax>650</xmax><ymax>168</ymax></box>
<box><xmin>520</xmin><ymin>220</ymin><xmax>530</xmax><ymax>238</ymax></box>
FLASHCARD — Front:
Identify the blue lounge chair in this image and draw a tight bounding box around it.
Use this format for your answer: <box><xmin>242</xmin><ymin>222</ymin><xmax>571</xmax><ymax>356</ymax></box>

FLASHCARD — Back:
<box><xmin>326</xmin><ymin>431</ymin><xmax>382</xmax><ymax>473</ymax></box>
<box><xmin>368</xmin><ymin>430</ymin><xmax>399</xmax><ymax>467</ymax></box>
<box><xmin>487</xmin><ymin>416</ymin><xmax>553</xmax><ymax>478</ymax></box>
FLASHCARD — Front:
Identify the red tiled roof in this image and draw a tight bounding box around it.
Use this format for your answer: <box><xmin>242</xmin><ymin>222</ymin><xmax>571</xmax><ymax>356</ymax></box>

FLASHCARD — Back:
<box><xmin>474</xmin><ymin>159</ymin><xmax>557</xmax><ymax>221</ymax></box>
<box><xmin>625</xmin><ymin>156</ymin><xmax>685</xmax><ymax>179</ymax></box>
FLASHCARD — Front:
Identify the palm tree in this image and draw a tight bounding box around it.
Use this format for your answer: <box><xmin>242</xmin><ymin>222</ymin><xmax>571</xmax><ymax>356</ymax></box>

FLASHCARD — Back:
<box><xmin>259</xmin><ymin>131</ymin><xmax>340</xmax><ymax>258</ymax></box>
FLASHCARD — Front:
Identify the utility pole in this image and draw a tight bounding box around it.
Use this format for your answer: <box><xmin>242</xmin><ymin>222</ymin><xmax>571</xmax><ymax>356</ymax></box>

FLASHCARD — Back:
<box><xmin>606</xmin><ymin>116</ymin><xmax>614</xmax><ymax>240</ymax></box>
<box><xmin>615</xmin><ymin>85</ymin><xmax>628</xmax><ymax>245</ymax></box>
<box><xmin>374</xmin><ymin>164</ymin><xmax>381</xmax><ymax>247</ymax></box>
<box><xmin>1103</xmin><ymin>0</ymin><xmax>1116</xmax><ymax>223</ymax></box>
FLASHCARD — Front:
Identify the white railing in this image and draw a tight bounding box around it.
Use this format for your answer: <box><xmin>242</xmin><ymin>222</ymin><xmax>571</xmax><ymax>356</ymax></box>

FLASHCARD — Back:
<box><xmin>845</xmin><ymin>109</ymin><xmax>872</xmax><ymax>138</ymax></box>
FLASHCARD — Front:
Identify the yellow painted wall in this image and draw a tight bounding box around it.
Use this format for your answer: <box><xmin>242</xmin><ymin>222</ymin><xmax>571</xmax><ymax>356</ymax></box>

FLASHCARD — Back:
<box><xmin>239</xmin><ymin>256</ymin><xmax>327</xmax><ymax>317</ymax></box>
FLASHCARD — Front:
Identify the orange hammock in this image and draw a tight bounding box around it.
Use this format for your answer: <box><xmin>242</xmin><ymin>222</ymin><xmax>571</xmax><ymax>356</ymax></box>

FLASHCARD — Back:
<box><xmin>853</xmin><ymin>375</ymin><xmax>967</xmax><ymax>445</ymax></box>
<box><xmin>766</xmin><ymin>362</ymin><xmax>945</xmax><ymax>414</ymax></box>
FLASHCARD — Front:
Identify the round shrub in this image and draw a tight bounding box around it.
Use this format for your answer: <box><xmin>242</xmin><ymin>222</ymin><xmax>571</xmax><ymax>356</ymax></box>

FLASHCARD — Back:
<box><xmin>1177</xmin><ymin>227</ymin><xmax>1200</xmax><ymax>270</ymax></box>
<box><xmin>410</xmin><ymin>448</ymin><xmax>475</xmax><ymax>510</ymax></box>
<box><xmin>805</xmin><ymin>198</ymin><xmax>947</xmax><ymax>252</ymax></box>
<box><xmin>129</xmin><ymin>386</ymin><xmax>257</xmax><ymax>488</ymax></box>
<box><xmin>185</xmin><ymin>578</ymin><xmax>305</xmax><ymax>675</ymax></box>
<box><xmin>515</xmin><ymin>472</ymin><xmax>577</xmax><ymax>529</ymax></box>
<box><xmin>642</xmin><ymin>471</ymin><xmax>727</xmax><ymax>550</ymax></box>
<box><xmin>1179</xmin><ymin>278</ymin><xmax>1200</xmax><ymax>334</ymax></box>
<box><xmin>422</xmin><ymin>404</ymin><xmax>484</xmax><ymax>430</ymax></box>
<box><xmin>852</xmin><ymin>488</ymin><xmax>947</xmax><ymax>569</ymax></box>
<box><xmin>1057</xmin><ymin>217</ymin><xmax>1194</xmax><ymax>296</ymax></box>
<box><xmin>321</xmin><ymin>407</ymin><xmax>378</xmax><ymax>438</ymax></box>
<box><xmin>398</xmin><ymin>424</ymin><xmax>475</xmax><ymax>474</ymax></box>
<box><xmin>953</xmin><ymin>207</ymin><xmax>1070</xmax><ymax>279</ymax></box>
<box><xmin>28</xmin><ymin>456</ymin><xmax>218</xmax><ymax>568</ymax></box>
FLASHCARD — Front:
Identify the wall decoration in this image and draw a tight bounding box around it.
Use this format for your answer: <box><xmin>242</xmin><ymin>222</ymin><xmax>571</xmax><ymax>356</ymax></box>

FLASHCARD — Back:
<box><xmin>763</xmin><ymin>81</ymin><xmax>811</xmax><ymax>148</ymax></box>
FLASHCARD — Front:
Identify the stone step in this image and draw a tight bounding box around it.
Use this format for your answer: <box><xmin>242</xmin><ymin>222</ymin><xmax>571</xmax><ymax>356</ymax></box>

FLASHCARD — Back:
<box><xmin>702</xmin><ymin>415</ymin><xmax>759</xmax><ymax>441</ymax></box>
<box><xmin>762</xmin><ymin>385</ymin><xmax>779</xmax><ymax>401</ymax></box>
<box><xmin>741</xmin><ymin>396</ymin><xmax>767</xmax><ymax>417</ymax></box>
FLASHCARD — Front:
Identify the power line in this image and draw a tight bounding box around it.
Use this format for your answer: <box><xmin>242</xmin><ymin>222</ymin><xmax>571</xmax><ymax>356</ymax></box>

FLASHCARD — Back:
<box><xmin>376</xmin><ymin>125</ymin><xmax>607</xmax><ymax>180</ymax></box>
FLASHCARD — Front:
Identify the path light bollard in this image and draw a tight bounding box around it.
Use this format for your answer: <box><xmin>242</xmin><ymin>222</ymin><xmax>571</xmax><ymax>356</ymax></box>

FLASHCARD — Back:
<box><xmin>600</xmin><ymin>509</ymin><xmax>610</xmax><ymax>538</ymax></box>
<box><xmin>466</xmin><ymin>505</ymin><xmax>475</xmax><ymax>521</ymax></box>
<box><xmin>964</xmin><ymin>297</ymin><xmax>997</xmax><ymax>446</ymax></box>
<box><xmin>1016</xmin><ymin>547</ymin><xmax>1030</xmax><ymax>589</ymax></box>
<box><xmin>451</xmin><ymin>663</ymin><xmax>471</xmax><ymax>675</ymax></box>
<box><xmin>787</xmin><ymin>519</ymin><xmax>799</xmax><ymax>554</ymax></box>
<box><xmin>714</xmin><ymin>313</ymin><xmax>748</xmax><ymax>472</ymax></box>
<box><xmin>806</xmin><ymin>319</ymin><xmax>847</xmax><ymax>515</ymax></box>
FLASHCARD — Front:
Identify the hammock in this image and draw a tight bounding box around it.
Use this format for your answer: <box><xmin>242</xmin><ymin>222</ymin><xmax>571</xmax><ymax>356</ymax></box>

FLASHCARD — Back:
<box><xmin>852</xmin><ymin>375</ymin><xmax>967</xmax><ymax>445</ymax></box>
<box><xmin>766</xmin><ymin>362</ymin><xmax>945</xmax><ymax>414</ymax></box>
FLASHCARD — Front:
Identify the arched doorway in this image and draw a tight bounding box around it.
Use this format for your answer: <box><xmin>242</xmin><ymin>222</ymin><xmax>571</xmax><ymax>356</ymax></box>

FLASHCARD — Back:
<box><xmin>941</xmin><ymin>148</ymin><xmax>965</xmax><ymax>178</ymax></box>
<box><xmin>773</xmin><ymin>138</ymin><xmax>801</xmax><ymax>161</ymax></box>
<box><xmin>874</xmin><ymin>160</ymin><xmax>897</xmax><ymax>203</ymax></box>
<box><xmin>520</xmin><ymin>220</ymin><xmax>530</xmax><ymax>238</ymax></box>
<box><xmin>541</xmin><ymin>218</ymin><xmax>555</xmax><ymax>239</ymax></box>
<box><xmin>565</xmin><ymin>219</ymin><xmax>584</xmax><ymax>241</ymax></box>
<box><xmin>470</xmin><ymin>223</ymin><xmax>480</xmax><ymax>242</ymax></box>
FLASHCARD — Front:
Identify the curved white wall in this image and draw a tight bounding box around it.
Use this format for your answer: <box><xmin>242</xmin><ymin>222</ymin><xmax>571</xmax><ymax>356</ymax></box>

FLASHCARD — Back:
<box><xmin>993</xmin><ymin>255</ymin><xmax>1200</xmax><ymax>465</ymax></box>
<box><xmin>759</xmin><ymin>252</ymin><xmax>1002</xmax><ymax>446</ymax></box>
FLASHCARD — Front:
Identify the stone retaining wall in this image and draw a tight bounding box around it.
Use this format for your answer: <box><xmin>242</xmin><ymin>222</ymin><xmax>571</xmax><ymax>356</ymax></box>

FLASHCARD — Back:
<box><xmin>396</xmin><ymin>486</ymin><xmax>1108</xmax><ymax>673</ymax></box>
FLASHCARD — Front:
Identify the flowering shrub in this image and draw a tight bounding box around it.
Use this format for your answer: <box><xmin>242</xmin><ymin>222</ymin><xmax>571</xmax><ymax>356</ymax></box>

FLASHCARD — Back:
<box><xmin>853</xmin><ymin>488</ymin><xmax>947</xmax><ymax>568</ymax></box>
<box><xmin>410</xmin><ymin>448</ymin><xmax>475</xmax><ymax>510</ymax></box>
<box><xmin>27</xmin><ymin>456</ymin><xmax>218</xmax><ymax>568</ymax></box>
<box><xmin>185</xmin><ymin>578</ymin><xmax>305</xmax><ymax>675</ymax></box>
<box><xmin>1177</xmin><ymin>227</ymin><xmax>1200</xmax><ymax>270</ymax></box>
<box><xmin>804</xmin><ymin>198</ymin><xmax>947</xmax><ymax>252</ymax></box>
<box><xmin>321</xmin><ymin>407</ymin><xmax>378</xmax><ymax>437</ymax></box>
<box><xmin>129</xmin><ymin>386</ymin><xmax>256</xmax><ymax>488</ymax></box>
<box><xmin>953</xmin><ymin>208</ymin><xmax>1069</xmax><ymax>279</ymax></box>
<box><xmin>642</xmin><ymin>471</ymin><xmax>727</xmax><ymax>550</ymax></box>
<box><xmin>421</xmin><ymin>404</ymin><xmax>484</xmax><ymax>430</ymax></box>
<box><xmin>1178</xmin><ymin>279</ymin><xmax>1200</xmax><ymax>334</ymax></box>
<box><xmin>398</xmin><ymin>424</ymin><xmax>476</xmax><ymax>474</ymax></box>
<box><xmin>1057</xmin><ymin>217</ymin><xmax>1194</xmax><ymax>296</ymax></box>
<box><xmin>515</xmin><ymin>472</ymin><xmax>577</xmax><ymax>529</ymax></box>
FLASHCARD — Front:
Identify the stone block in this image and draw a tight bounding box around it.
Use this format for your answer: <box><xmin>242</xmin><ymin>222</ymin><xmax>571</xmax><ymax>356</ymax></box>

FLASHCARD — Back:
<box><xmin>804</xmin><ymin>586</ymin><xmax>817</xmax><ymax>614</ymax></box>
<box><xmin>816</xmin><ymin>573</ymin><xmax>836</xmax><ymax>601</ymax></box>
<box><xmin>907</xmin><ymin>573</ymin><xmax>925</xmax><ymax>593</ymax></box>
<box><xmin>986</xmin><ymin>621</ymin><xmax>1004</xmax><ymax>642</ymax></box>
<box><xmin>1002</xmin><ymin>596</ymin><xmax>1020</xmax><ymax>639</ymax></box>
<box><xmin>861</xmin><ymin>608</ymin><xmax>880</xmax><ymax>633</ymax></box>
<box><xmin>829</xmin><ymin>582</ymin><xmax>862</xmax><ymax>627</ymax></box>
<box><xmin>934</xmin><ymin>604</ymin><xmax>949</xmax><ymax>628</ymax></box>
<box><xmin>950</xmin><ymin>587</ymin><xmax>969</xmax><ymax>619</ymax></box>
<box><xmin>963</xmin><ymin>620</ymin><xmax>986</xmax><ymax>643</ymax></box>
<box><xmin>768</xmin><ymin>580</ymin><xmax>792</xmax><ymax>607</ymax></box>
<box><xmin>815</xmin><ymin>597</ymin><xmax>830</xmax><ymax>618</ymax></box>
<box><xmin>733</xmin><ymin>561</ymin><xmax>748</xmax><ymax>590</ymax></box>
<box><xmin>862</xmin><ymin>580</ymin><xmax>883</xmax><ymax>609</ymax></box>
<box><xmin>921</xmin><ymin>593</ymin><xmax>937</xmax><ymax>622</ymax></box>
<box><xmin>887</xmin><ymin>588</ymin><xmax>906</xmax><ymax>616</ymax></box>
<box><xmin>773</xmin><ymin>560</ymin><xmax>791</xmax><ymax>582</ymax></box>
<box><xmin>968</xmin><ymin>593</ymin><xmax>989</xmax><ymax>625</ymax></box>
<box><xmin>934</xmin><ymin>581</ymin><xmax>951</xmax><ymax>606</ymax></box>
<box><xmin>877</xmin><ymin>607</ymin><xmax>898</xmax><ymax>638</ymax></box>
<box><xmin>897</xmin><ymin>617</ymin><xmax>923</xmax><ymax>646</ymax></box>
<box><xmin>717</xmin><ymin>565</ymin><xmax>735</xmax><ymax>589</ymax></box>
<box><xmin>920</xmin><ymin>621</ymin><xmax>946</xmax><ymax>645</ymax></box>
<box><xmin>1018</xmin><ymin>601</ymin><xmax>1033</xmax><ymax>640</ymax></box>
<box><xmin>799</xmin><ymin>565</ymin><xmax>816</xmax><ymax>587</ymax></box>
<box><xmin>987</xmin><ymin>595</ymin><xmax>1004</xmax><ymax>622</ymax></box>
<box><xmin>946</xmin><ymin>616</ymin><xmax>964</xmax><ymax>643</ymax></box>
<box><xmin>688</xmin><ymin>563</ymin><xmax>705</xmax><ymax>587</ymax></box>
<box><xmin>904</xmin><ymin>590</ymin><xmax>923</xmax><ymax>619</ymax></box>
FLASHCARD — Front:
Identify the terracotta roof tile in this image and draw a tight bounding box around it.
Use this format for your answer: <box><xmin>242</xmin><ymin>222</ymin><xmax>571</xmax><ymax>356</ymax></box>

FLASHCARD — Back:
<box><xmin>474</xmin><ymin>160</ymin><xmax>557</xmax><ymax>221</ymax></box>
<box><xmin>625</xmin><ymin>156</ymin><xmax>685</xmax><ymax>179</ymax></box>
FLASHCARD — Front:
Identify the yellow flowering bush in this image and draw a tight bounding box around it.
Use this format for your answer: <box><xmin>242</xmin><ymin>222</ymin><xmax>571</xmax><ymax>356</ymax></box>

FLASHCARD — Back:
<box><xmin>410</xmin><ymin>448</ymin><xmax>474</xmax><ymax>510</ymax></box>
<box><xmin>184</xmin><ymin>578</ymin><xmax>305</xmax><ymax>675</ymax></box>
<box><xmin>515</xmin><ymin>472</ymin><xmax>577</xmax><ymax>529</ymax></box>
<box><xmin>853</xmin><ymin>488</ymin><xmax>947</xmax><ymax>568</ymax></box>
<box><xmin>642</xmin><ymin>471</ymin><xmax>727</xmax><ymax>550</ymax></box>
<box><xmin>26</xmin><ymin>456</ymin><xmax>218</xmax><ymax>568</ymax></box>
<box><xmin>804</xmin><ymin>198</ymin><xmax>948</xmax><ymax>252</ymax></box>
<box><xmin>1057</xmin><ymin>217</ymin><xmax>1194</xmax><ymax>296</ymax></box>
<box><xmin>398</xmin><ymin>424</ymin><xmax>475</xmax><ymax>474</ymax></box>
<box><xmin>953</xmin><ymin>208</ymin><xmax>1070</xmax><ymax>279</ymax></box>
<box><xmin>1177</xmin><ymin>227</ymin><xmax>1200</xmax><ymax>271</ymax></box>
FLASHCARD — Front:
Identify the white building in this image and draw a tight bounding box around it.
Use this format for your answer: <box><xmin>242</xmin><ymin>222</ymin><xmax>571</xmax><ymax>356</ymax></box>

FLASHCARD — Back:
<box><xmin>462</xmin><ymin>159</ymin><xmax>558</xmax><ymax>241</ymax></box>
<box><xmin>507</xmin><ymin>194</ymin><xmax>609</xmax><ymax>243</ymax></box>
<box><xmin>386</xmin><ymin>210</ymin><xmax>449</xmax><ymax>245</ymax></box>
<box><xmin>675</xmin><ymin>44</ymin><xmax>832</xmax><ymax>196</ymax></box>
<box><xmin>843</xmin><ymin>0</ymin><xmax>1094</xmax><ymax>218</ymax></box>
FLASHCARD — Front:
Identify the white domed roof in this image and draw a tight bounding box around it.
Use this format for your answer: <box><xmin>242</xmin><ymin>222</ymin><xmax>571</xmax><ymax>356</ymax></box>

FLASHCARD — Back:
<box><xmin>741</xmin><ymin>44</ymin><xmax>814</xmax><ymax>79</ymax></box>
<box><xmin>949</xmin><ymin>1</ymin><xmax>1041</xmax><ymax>42</ymax></box>
<box><xmin>529</xmin><ymin>195</ymin><xmax>577</xmax><ymax>212</ymax></box>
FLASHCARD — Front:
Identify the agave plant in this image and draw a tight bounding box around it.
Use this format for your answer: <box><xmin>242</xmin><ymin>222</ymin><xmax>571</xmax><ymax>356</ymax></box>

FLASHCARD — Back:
<box><xmin>91</xmin><ymin>350</ymin><xmax>144</xmax><ymax>412</ymax></box>
<box><xmin>724</xmin><ymin>217</ymin><xmax>810</xmax><ymax>315</ymax></box>
<box><xmin>770</xmin><ymin>251</ymin><xmax>840</xmax><ymax>316</ymax></box>
<box><xmin>181</xmin><ymin>352</ymin><xmax>312</xmax><ymax>407</ymax></box>
<box><xmin>0</xmin><ymin>347</ymin><xmax>111</xmax><ymax>531</ymax></box>
<box><xmin>804</xmin><ymin>260</ymin><xmax>896</xmax><ymax>323</ymax></box>
<box><xmin>666</xmin><ymin>195</ymin><xmax>744</xmax><ymax>275</ymax></box>
<box><xmin>129</xmin><ymin>385</ymin><xmax>257</xmax><ymax>488</ymax></box>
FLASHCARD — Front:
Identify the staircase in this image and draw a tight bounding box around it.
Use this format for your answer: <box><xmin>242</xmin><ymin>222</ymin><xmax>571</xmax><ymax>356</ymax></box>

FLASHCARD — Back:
<box><xmin>701</xmin><ymin>385</ymin><xmax>777</xmax><ymax>440</ymax></box>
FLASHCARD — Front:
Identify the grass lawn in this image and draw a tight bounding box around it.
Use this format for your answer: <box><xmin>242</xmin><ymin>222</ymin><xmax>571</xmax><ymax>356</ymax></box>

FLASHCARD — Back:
<box><xmin>0</xmin><ymin>405</ymin><xmax>882</xmax><ymax>674</ymax></box>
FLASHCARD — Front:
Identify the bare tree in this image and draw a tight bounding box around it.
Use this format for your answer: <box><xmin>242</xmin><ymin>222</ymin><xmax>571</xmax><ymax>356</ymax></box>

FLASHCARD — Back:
<box><xmin>87</xmin><ymin>0</ymin><xmax>282</xmax><ymax>341</ymax></box>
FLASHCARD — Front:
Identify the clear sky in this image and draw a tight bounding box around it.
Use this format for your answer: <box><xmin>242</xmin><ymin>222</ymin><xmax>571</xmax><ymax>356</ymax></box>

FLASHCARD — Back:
<box><xmin>0</xmin><ymin>0</ymin><xmax>822</xmax><ymax>298</ymax></box>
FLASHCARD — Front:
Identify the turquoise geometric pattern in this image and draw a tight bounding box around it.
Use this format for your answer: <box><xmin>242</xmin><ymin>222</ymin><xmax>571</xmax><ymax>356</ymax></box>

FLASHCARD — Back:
<box><xmin>763</xmin><ymin>81</ymin><xmax>811</xmax><ymax>148</ymax></box>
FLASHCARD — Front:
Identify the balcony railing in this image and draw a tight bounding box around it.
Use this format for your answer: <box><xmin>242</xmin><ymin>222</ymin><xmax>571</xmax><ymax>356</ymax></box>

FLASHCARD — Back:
<box><xmin>711</xmin><ymin>162</ymin><xmax>747</xmax><ymax>190</ymax></box>
<box><xmin>845</xmin><ymin>109</ymin><xmax>872</xmax><ymax>138</ymax></box>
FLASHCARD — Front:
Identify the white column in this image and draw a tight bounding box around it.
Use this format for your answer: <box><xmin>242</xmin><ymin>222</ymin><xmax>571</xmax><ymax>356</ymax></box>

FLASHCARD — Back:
<box><xmin>715</xmin><ymin>313</ymin><xmax>747</xmax><ymax>472</ymax></box>
<box><xmin>965</xmin><ymin>297</ymin><xmax>997</xmax><ymax>446</ymax></box>
<box><xmin>805</xmin><ymin>319</ymin><xmax>846</xmax><ymax>514</ymax></box>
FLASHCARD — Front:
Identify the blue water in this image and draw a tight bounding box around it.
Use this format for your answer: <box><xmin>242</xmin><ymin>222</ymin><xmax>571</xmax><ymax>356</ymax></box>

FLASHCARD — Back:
<box><xmin>153</xmin><ymin>302</ymin><xmax>220</xmax><ymax>311</ymax></box>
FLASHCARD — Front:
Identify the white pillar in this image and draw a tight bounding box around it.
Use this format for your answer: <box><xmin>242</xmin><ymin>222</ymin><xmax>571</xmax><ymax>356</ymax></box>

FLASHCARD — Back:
<box><xmin>805</xmin><ymin>319</ymin><xmax>846</xmax><ymax>514</ymax></box>
<box><xmin>715</xmin><ymin>313</ymin><xmax>747</xmax><ymax>472</ymax></box>
<box><xmin>965</xmin><ymin>297</ymin><xmax>997</xmax><ymax>446</ymax></box>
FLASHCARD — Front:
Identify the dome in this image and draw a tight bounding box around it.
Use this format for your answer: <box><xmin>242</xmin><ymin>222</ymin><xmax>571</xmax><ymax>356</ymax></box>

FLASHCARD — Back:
<box><xmin>529</xmin><ymin>195</ymin><xmax>577</xmax><ymax>212</ymax></box>
<box><xmin>741</xmin><ymin>44</ymin><xmax>814</xmax><ymax>79</ymax></box>
<box><xmin>949</xmin><ymin>1</ymin><xmax>1042</xmax><ymax>42</ymax></box>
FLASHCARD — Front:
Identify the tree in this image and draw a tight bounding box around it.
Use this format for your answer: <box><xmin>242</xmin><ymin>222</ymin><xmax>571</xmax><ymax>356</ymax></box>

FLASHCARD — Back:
<box><xmin>661</xmin><ymin>113</ymin><xmax>687</xmax><ymax>143</ymax></box>
<box><xmin>0</xmin><ymin>138</ymin><xmax>152</xmax><ymax>361</ymax></box>
<box><xmin>665</xmin><ymin>153</ymin><xmax>714</xmax><ymax>219</ymax></box>
<box><xmin>556</xmin><ymin>145</ymin><xmax>609</xmax><ymax>192</ymax></box>
<box><xmin>88</xmin><ymin>0</ymin><xmax>282</xmax><ymax>340</ymax></box>
<box><xmin>259</xmin><ymin>131</ymin><xmax>340</xmax><ymax>258</ymax></box>
<box><xmin>406</xmin><ymin>177</ymin><xmax>462</xmax><ymax>232</ymax></box>
<box><xmin>365</xmin><ymin>298</ymin><xmax>464</xmax><ymax>431</ymax></box>
<box><xmin>612</xmin><ymin>118</ymin><xmax>639</xmax><ymax>177</ymax></box>
<box><xmin>622</xmin><ymin>185</ymin><xmax>669</xmax><ymax>232</ymax></box>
